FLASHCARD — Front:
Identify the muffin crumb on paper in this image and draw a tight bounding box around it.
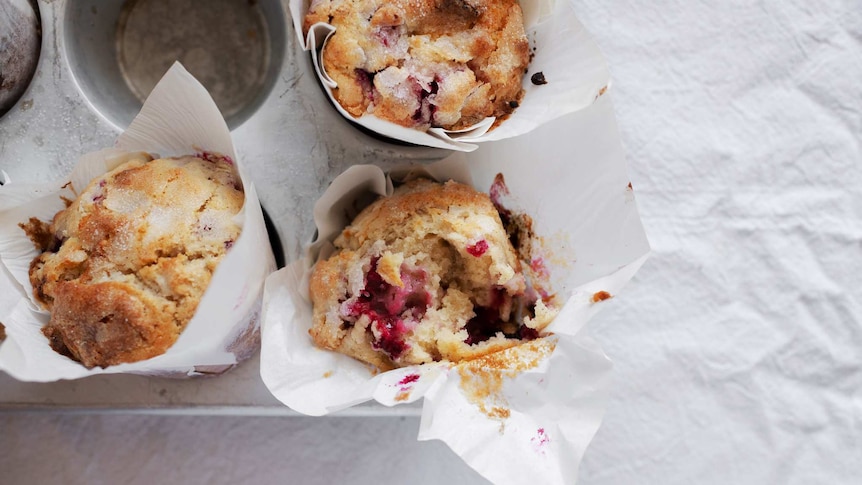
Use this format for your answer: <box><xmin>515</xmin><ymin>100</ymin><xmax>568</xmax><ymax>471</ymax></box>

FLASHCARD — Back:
<box><xmin>457</xmin><ymin>337</ymin><xmax>556</xmax><ymax>428</ymax></box>
<box><xmin>591</xmin><ymin>290</ymin><xmax>612</xmax><ymax>303</ymax></box>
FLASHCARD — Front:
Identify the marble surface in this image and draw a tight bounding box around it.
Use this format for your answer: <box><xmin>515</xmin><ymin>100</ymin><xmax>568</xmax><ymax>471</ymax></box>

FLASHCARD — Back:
<box><xmin>2</xmin><ymin>0</ymin><xmax>861</xmax><ymax>484</ymax></box>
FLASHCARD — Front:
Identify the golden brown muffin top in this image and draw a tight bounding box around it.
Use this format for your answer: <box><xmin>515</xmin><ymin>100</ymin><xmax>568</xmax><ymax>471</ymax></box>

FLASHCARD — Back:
<box><xmin>25</xmin><ymin>155</ymin><xmax>243</xmax><ymax>368</ymax></box>
<box><xmin>304</xmin><ymin>0</ymin><xmax>530</xmax><ymax>130</ymax></box>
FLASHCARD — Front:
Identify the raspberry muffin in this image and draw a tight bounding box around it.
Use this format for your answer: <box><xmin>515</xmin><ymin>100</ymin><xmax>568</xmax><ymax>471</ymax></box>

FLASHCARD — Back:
<box><xmin>25</xmin><ymin>154</ymin><xmax>243</xmax><ymax>368</ymax></box>
<box><xmin>308</xmin><ymin>178</ymin><xmax>555</xmax><ymax>371</ymax></box>
<box><xmin>303</xmin><ymin>0</ymin><xmax>530</xmax><ymax>131</ymax></box>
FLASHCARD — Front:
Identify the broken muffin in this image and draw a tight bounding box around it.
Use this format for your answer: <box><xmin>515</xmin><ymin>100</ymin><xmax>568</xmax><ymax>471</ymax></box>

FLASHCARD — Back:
<box><xmin>308</xmin><ymin>178</ymin><xmax>555</xmax><ymax>371</ymax></box>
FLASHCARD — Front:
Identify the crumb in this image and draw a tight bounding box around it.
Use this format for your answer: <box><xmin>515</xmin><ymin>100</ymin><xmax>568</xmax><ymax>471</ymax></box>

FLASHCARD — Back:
<box><xmin>398</xmin><ymin>373</ymin><xmax>420</xmax><ymax>387</ymax></box>
<box><xmin>531</xmin><ymin>428</ymin><xmax>550</xmax><ymax>454</ymax></box>
<box><xmin>530</xmin><ymin>72</ymin><xmax>547</xmax><ymax>85</ymax></box>
<box><xmin>18</xmin><ymin>217</ymin><xmax>53</xmax><ymax>252</ymax></box>
<box><xmin>457</xmin><ymin>338</ymin><xmax>555</xmax><ymax>426</ymax></box>
<box><xmin>592</xmin><ymin>291</ymin><xmax>612</xmax><ymax>302</ymax></box>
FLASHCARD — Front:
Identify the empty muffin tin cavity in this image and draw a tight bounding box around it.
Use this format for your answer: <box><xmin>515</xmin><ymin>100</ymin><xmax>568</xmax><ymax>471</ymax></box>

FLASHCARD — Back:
<box><xmin>64</xmin><ymin>0</ymin><xmax>285</xmax><ymax>130</ymax></box>
<box><xmin>0</xmin><ymin>0</ymin><xmax>41</xmax><ymax>118</ymax></box>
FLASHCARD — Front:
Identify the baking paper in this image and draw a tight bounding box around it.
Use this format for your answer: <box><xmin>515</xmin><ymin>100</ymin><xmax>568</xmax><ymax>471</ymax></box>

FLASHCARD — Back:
<box><xmin>260</xmin><ymin>95</ymin><xmax>649</xmax><ymax>484</ymax></box>
<box><xmin>288</xmin><ymin>0</ymin><xmax>610</xmax><ymax>151</ymax></box>
<box><xmin>0</xmin><ymin>63</ymin><xmax>276</xmax><ymax>381</ymax></box>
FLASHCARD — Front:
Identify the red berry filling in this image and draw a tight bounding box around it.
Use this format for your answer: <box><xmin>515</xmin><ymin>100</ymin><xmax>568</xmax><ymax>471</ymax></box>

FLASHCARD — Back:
<box><xmin>344</xmin><ymin>257</ymin><xmax>431</xmax><ymax>361</ymax></box>
<box><xmin>373</xmin><ymin>25</ymin><xmax>400</xmax><ymax>48</ymax></box>
<box><xmin>464</xmin><ymin>305</ymin><xmax>504</xmax><ymax>345</ymax></box>
<box><xmin>355</xmin><ymin>69</ymin><xmax>378</xmax><ymax>104</ymax></box>
<box><xmin>398</xmin><ymin>373</ymin><xmax>420</xmax><ymax>386</ymax></box>
<box><xmin>411</xmin><ymin>79</ymin><xmax>439</xmax><ymax>125</ymax></box>
<box><xmin>464</xmin><ymin>287</ymin><xmax>507</xmax><ymax>345</ymax></box>
<box><xmin>530</xmin><ymin>257</ymin><xmax>549</xmax><ymax>279</ymax></box>
<box><xmin>91</xmin><ymin>179</ymin><xmax>107</xmax><ymax>203</ymax></box>
<box><xmin>196</xmin><ymin>151</ymin><xmax>234</xmax><ymax>166</ymax></box>
<box><xmin>518</xmin><ymin>325</ymin><xmax>539</xmax><ymax>340</ymax></box>
<box><xmin>466</xmin><ymin>240</ymin><xmax>489</xmax><ymax>257</ymax></box>
<box><xmin>464</xmin><ymin>287</ymin><xmax>540</xmax><ymax>345</ymax></box>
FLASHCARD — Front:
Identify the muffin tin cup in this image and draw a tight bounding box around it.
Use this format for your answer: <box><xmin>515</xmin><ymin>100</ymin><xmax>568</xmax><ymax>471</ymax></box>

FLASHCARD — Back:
<box><xmin>289</xmin><ymin>0</ymin><xmax>611</xmax><ymax>151</ymax></box>
<box><xmin>0</xmin><ymin>64</ymin><xmax>276</xmax><ymax>382</ymax></box>
<box><xmin>260</xmin><ymin>96</ymin><xmax>650</xmax><ymax>484</ymax></box>
<box><xmin>0</xmin><ymin>0</ymin><xmax>41</xmax><ymax>118</ymax></box>
<box><xmin>63</xmin><ymin>0</ymin><xmax>286</xmax><ymax>131</ymax></box>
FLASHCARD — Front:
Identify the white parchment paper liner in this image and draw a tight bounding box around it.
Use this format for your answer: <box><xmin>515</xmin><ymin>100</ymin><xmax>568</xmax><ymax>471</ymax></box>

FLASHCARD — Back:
<box><xmin>260</xmin><ymin>97</ymin><xmax>649</xmax><ymax>484</ymax></box>
<box><xmin>0</xmin><ymin>63</ymin><xmax>276</xmax><ymax>381</ymax></box>
<box><xmin>289</xmin><ymin>0</ymin><xmax>610</xmax><ymax>152</ymax></box>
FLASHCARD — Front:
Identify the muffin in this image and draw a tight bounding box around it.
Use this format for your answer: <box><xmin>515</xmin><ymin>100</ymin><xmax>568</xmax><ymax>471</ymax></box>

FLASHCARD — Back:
<box><xmin>308</xmin><ymin>178</ymin><xmax>555</xmax><ymax>371</ymax></box>
<box><xmin>303</xmin><ymin>0</ymin><xmax>530</xmax><ymax>131</ymax></box>
<box><xmin>24</xmin><ymin>154</ymin><xmax>244</xmax><ymax>368</ymax></box>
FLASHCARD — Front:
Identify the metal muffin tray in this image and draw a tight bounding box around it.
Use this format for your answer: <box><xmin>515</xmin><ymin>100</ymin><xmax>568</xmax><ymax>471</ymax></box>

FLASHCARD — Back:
<box><xmin>0</xmin><ymin>0</ymin><xmax>443</xmax><ymax>414</ymax></box>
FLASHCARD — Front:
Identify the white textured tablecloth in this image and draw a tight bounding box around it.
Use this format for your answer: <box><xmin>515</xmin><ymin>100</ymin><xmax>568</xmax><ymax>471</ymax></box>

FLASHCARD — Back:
<box><xmin>579</xmin><ymin>0</ymin><xmax>861</xmax><ymax>483</ymax></box>
<box><xmin>2</xmin><ymin>1</ymin><xmax>860</xmax><ymax>483</ymax></box>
